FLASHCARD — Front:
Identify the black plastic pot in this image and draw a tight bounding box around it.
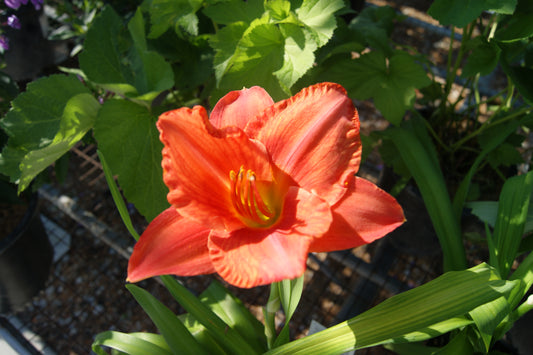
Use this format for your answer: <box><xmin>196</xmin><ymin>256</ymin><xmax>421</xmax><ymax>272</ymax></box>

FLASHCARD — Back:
<box><xmin>0</xmin><ymin>194</ymin><xmax>53</xmax><ymax>313</ymax></box>
<box><xmin>379</xmin><ymin>166</ymin><xmax>441</xmax><ymax>257</ymax></box>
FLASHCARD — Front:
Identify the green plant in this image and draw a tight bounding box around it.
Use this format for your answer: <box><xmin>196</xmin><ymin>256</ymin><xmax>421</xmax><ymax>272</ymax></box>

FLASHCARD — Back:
<box><xmin>1</xmin><ymin>1</ymin><xmax>533</xmax><ymax>353</ymax></box>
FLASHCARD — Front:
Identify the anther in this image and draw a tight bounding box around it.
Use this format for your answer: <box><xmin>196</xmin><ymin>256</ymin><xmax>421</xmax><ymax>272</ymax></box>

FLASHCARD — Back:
<box><xmin>229</xmin><ymin>167</ymin><xmax>275</xmax><ymax>227</ymax></box>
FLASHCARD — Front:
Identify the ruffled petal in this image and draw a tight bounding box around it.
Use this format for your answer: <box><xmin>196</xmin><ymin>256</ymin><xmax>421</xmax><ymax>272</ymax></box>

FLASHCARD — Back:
<box><xmin>127</xmin><ymin>207</ymin><xmax>214</xmax><ymax>283</ymax></box>
<box><xmin>208</xmin><ymin>186</ymin><xmax>332</xmax><ymax>288</ymax></box>
<box><xmin>246</xmin><ymin>82</ymin><xmax>361</xmax><ymax>206</ymax></box>
<box><xmin>210</xmin><ymin>86</ymin><xmax>274</xmax><ymax>129</ymax></box>
<box><xmin>158</xmin><ymin>106</ymin><xmax>275</xmax><ymax>231</ymax></box>
<box><xmin>309</xmin><ymin>177</ymin><xmax>405</xmax><ymax>252</ymax></box>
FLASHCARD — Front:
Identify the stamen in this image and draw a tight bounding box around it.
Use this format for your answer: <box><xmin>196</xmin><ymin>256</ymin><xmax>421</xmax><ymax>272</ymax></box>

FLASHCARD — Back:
<box><xmin>229</xmin><ymin>166</ymin><xmax>276</xmax><ymax>227</ymax></box>
<box><xmin>249</xmin><ymin>174</ymin><xmax>274</xmax><ymax>218</ymax></box>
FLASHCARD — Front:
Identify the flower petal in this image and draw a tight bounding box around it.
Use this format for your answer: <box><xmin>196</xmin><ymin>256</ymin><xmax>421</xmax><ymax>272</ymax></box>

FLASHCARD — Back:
<box><xmin>158</xmin><ymin>106</ymin><xmax>274</xmax><ymax>230</ymax></box>
<box><xmin>208</xmin><ymin>186</ymin><xmax>332</xmax><ymax>288</ymax></box>
<box><xmin>246</xmin><ymin>82</ymin><xmax>361</xmax><ymax>205</ymax></box>
<box><xmin>210</xmin><ymin>86</ymin><xmax>274</xmax><ymax>129</ymax></box>
<box><xmin>309</xmin><ymin>177</ymin><xmax>405</xmax><ymax>252</ymax></box>
<box><xmin>127</xmin><ymin>207</ymin><xmax>214</xmax><ymax>283</ymax></box>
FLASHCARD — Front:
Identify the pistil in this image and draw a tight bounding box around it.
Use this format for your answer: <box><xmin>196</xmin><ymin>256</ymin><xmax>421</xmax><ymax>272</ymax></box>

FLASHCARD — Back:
<box><xmin>230</xmin><ymin>166</ymin><xmax>276</xmax><ymax>227</ymax></box>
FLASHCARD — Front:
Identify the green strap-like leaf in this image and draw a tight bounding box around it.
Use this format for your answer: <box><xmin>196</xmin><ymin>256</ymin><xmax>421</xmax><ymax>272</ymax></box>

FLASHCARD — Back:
<box><xmin>493</xmin><ymin>171</ymin><xmax>533</xmax><ymax>278</ymax></box>
<box><xmin>264</xmin><ymin>282</ymin><xmax>281</xmax><ymax>348</ymax></box>
<box><xmin>266</xmin><ymin>263</ymin><xmax>515</xmax><ymax>355</ymax></box>
<box><xmin>469</xmin><ymin>296</ymin><xmax>510</xmax><ymax>352</ymax></box>
<box><xmin>452</xmin><ymin>119</ymin><xmax>521</xmax><ymax>221</ymax></box>
<box><xmin>160</xmin><ymin>275</ymin><xmax>260</xmax><ymax>355</ymax></box>
<box><xmin>273</xmin><ymin>276</ymin><xmax>305</xmax><ymax>347</ymax></box>
<box><xmin>199</xmin><ymin>281</ymin><xmax>267</xmax><ymax>353</ymax></box>
<box><xmin>92</xmin><ymin>331</ymin><xmax>172</xmax><ymax>355</ymax></box>
<box><xmin>387</xmin><ymin>127</ymin><xmax>467</xmax><ymax>271</ymax></box>
<box><xmin>126</xmin><ymin>284</ymin><xmax>208</xmax><ymax>355</ymax></box>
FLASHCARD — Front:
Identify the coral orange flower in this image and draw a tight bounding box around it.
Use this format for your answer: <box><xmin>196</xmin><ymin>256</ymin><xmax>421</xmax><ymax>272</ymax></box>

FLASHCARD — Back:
<box><xmin>127</xmin><ymin>83</ymin><xmax>404</xmax><ymax>288</ymax></box>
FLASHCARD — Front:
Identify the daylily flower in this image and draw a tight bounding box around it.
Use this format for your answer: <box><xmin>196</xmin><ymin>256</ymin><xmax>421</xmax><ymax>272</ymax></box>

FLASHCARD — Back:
<box><xmin>127</xmin><ymin>83</ymin><xmax>404</xmax><ymax>288</ymax></box>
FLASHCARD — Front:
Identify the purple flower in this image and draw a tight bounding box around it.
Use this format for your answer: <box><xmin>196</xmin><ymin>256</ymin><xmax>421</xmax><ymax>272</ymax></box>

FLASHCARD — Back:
<box><xmin>7</xmin><ymin>14</ymin><xmax>20</xmax><ymax>29</ymax></box>
<box><xmin>4</xmin><ymin>0</ymin><xmax>21</xmax><ymax>10</ymax></box>
<box><xmin>4</xmin><ymin>0</ymin><xmax>39</xmax><ymax>10</ymax></box>
<box><xmin>0</xmin><ymin>35</ymin><xmax>9</xmax><ymax>51</ymax></box>
<box><xmin>30</xmin><ymin>0</ymin><xmax>41</xmax><ymax>10</ymax></box>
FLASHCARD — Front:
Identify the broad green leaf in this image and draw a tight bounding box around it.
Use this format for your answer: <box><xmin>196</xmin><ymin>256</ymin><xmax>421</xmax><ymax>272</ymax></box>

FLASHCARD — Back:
<box><xmin>428</xmin><ymin>0</ymin><xmax>517</xmax><ymax>28</ymax></box>
<box><xmin>266</xmin><ymin>263</ymin><xmax>515</xmax><ymax>354</ymax></box>
<box><xmin>126</xmin><ymin>284</ymin><xmax>208</xmax><ymax>354</ymax></box>
<box><xmin>177</xmin><ymin>12</ymin><xmax>200</xmax><ymax>36</ymax></box>
<box><xmin>487</xmin><ymin>142</ymin><xmax>524</xmax><ymax>168</ymax></box>
<box><xmin>129</xmin><ymin>8</ymin><xmax>148</xmax><ymax>52</ymax></box>
<box><xmin>210</xmin><ymin>22</ymin><xmax>249</xmax><ymax>85</ymax></box>
<box><xmin>160</xmin><ymin>275</ymin><xmax>259</xmax><ymax>355</ymax></box>
<box><xmin>0</xmin><ymin>74</ymin><xmax>92</xmax><ymax>186</ymax></box>
<box><xmin>348</xmin><ymin>5</ymin><xmax>397</xmax><ymax>56</ymax></box>
<box><xmin>203</xmin><ymin>0</ymin><xmax>264</xmax><ymax>25</ymax></box>
<box><xmin>0</xmin><ymin>74</ymin><xmax>90</xmax><ymax>150</ymax></box>
<box><xmin>462</xmin><ymin>38</ymin><xmax>501</xmax><ymax>77</ymax></box>
<box><xmin>148</xmin><ymin>0</ymin><xmax>203</xmax><ymax>38</ymax></box>
<box><xmin>172</xmin><ymin>38</ymin><xmax>214</xmax><ymax>91</ymax></box>
<box><xmin>495</xmin><ymin>11</ymin><xmax>533</xmax><ymax>42</ymax></box>
<box><xmin>130</xmin><ymin>50</ymin><xmax>175</xmax><ymax>99</ymax></box>
<box><xmin>98</xmin><ymin>150</ymin><xmax>140</xmax><ymax>240</ymax></box>
<box><xmin>274</xmin><ymin>24</ymin><xmax>317</xmax><ymax>94</ymax></box>
<box><xmin>265</xmin><ymin>0</ymin><xmax>292</xmax><ymax>21</ymax></box>
<box><xmin>79</xmin><ymin>6</ymin><xmax>174</xmax><ymax>99</ymax></box>
<box><xmin>94</xmin><ymin>99</ymin><xmax>169</xmax><ymax>221</ymax></box>
<box><xmin>467</xmin><ymin>201</ymin><xmax>499</xmax><ymax>227</ymax></box>
<box><xmin>215</xmin><ymin>20</ymin><xmax>286</xmax><ymax>101</ymax></box>
<box><xmin>0</xmin><ymin>145</ymin><xmax>26</xmax><ymax>182</ymax></box>
<box><xmin>295</xmin><ymin>0</ymin><xmax>345</xmax><ymax>47</ymax></box>
<box><xmin>79</xmin><ymin>7</ymin><xmax>134</xmax><ymax>90</ymax></box>
<box><xmin>493</xmin><ymin>171</ymin><xmax>533</xmax><ymax>277</ymax></box>
<box><xmin>501</xmin><ymin>62</ymin><xmax>533</xmax><ymax>105</ymax></box>
<box><xmin>92</xmin><ymin>331</ymin><xmax>171</xmax><ymax>355</ymax></box>
<box><xmin>322</xmin><ymin>50</ymin><xmax>430</xmax><ymax>126</ymax></box>
<box><xmin>18</xmin><ymin>94</ymin><xmax>99</xmax><ymax>192</ymax></box>
<box><xmin>387</xmin><ymin>127</ymin><xmax>467</xmax><ymax>271</ymax></box>
<box><xmin>150</xmin><ymin>31</ymin><xmax>213</xmax><ymax>91</ymax></box>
